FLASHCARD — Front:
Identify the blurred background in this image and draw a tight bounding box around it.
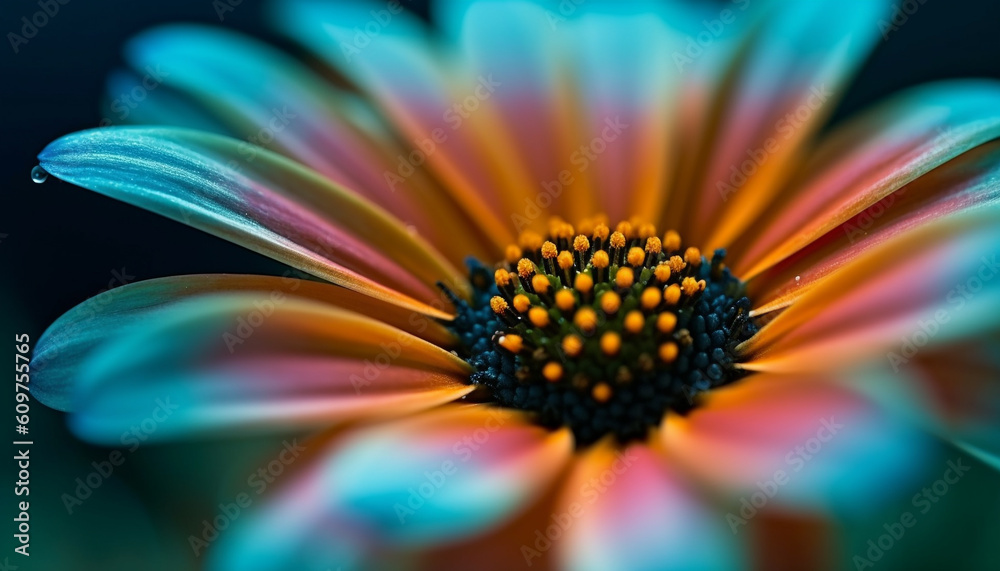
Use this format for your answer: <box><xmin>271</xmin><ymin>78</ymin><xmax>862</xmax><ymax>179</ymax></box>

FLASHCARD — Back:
<box><xmin>2</xmin><ymin>0</ymin><xmax>1000</xmax><ymax>569</ymax></box>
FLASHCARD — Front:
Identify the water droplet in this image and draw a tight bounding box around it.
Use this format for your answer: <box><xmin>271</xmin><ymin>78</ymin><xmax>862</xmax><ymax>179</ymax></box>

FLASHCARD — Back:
<box><xmin>31</xmin><ymin>165</ymin><xmax>48</xmax><ymax>184</ymax></box>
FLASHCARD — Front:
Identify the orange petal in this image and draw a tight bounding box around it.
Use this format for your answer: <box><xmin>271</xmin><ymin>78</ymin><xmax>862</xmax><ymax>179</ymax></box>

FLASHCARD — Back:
<box><xmin>740</xmin><ymin>207</ymin><xmax>1000</xmax><ymax>373</ymax></box>
<box><xmin>736</xmin><ymin>80</ymin><xmax>1000</xmax><ymax>279</ymax></box>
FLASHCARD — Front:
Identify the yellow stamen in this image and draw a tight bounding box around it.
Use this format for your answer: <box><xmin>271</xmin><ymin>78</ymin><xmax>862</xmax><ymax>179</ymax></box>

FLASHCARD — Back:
<box><xmin>555</xmin><ymin>289</ymin><xmax>576</xmax><ymax>312</ymax></box>
<box><xmin>609</xmin><ymin>231</ymin><xmax>626</xmax><ymax>250</ymax></box>
<box><xmin>505</xmin><ymin>245</ymin><xmax>522</xmax><ymax>265</ymax></box>
<box><xmin>574</xmin><ymin>307</ymin><xmax>597</xmax><ymax>333</ymax></box>
<box><xmin>624</xmin><ymin>310</ymin><xmax>645</xmax><ymax>334</ymax></box>
<box><xmin>494</xmin><ymin>268</ymin><xmax>512</xmax><ymax>287</ymax></box>
<box><xmin>517</xmin><ymin>258</ymin><xmax>536</xmax><ymax>279</ymax></box>
<box><xmin>684</xmin><ymin>247</ymin><xmax>702</xmax><ymax>267</ymax></box>
<box><xmin>532</xmin><ymin>274</ymin><xmax>551</xmax><ymax>294</ymax></box>
<box><xmin>681</xmin><ymin>277</ymin><xmax>701</xmax><ymax>296</ymax></box>
<box><xmin>653</xmin><ymin>263</ymin><xmax>671</xmax><ymax>283</ymax></box>
<box><xmin>592</xmin><ymin>382</ymin><xmax>612</xmax><ymax>403</ymax></box>
<box><xmin>600</xmin><ymin>331</ymin><xmax>621</xmax><ymax>356</ymax></box>
<box><xmin>664</xmin><ymin>230</ymin><xmax>681</xmax><ymax>252</ymax></box>
<box><xmin>663</xmin><ymin>284</ymin><xmax>681</xmax><ymax>305</ymax></box>
<box><xmin>592</xmin><ymin>223</ymin><xmax>610</xmax><ymax>242</ymax></box>
<box><xmin>592</xmin><ymin>250</ymin><xmax>610</xmax><ymax>269</ymax></box>
<box><xmin>529</xmin><ymin>307</ymin><xmax>550</xmax><ymax>328</ymax></box>
<box><xmin>638</xmin><ymin>223</ymin><xmax>657</xmax><ymax>240</ymax></box>
<box><xmin>615</xmin><ymin>221</ymin><xmax>633</xmax><ymax>239</ymax></box>
<box><xmin>513</xmin><ymin>293</ymin><xmax>531</xmax><ymax>313</ymax></box>
<box><xmin>557</xmin><ymin>250</ymin><xmax>574</xmax><ymax>270</ymax></box>
<box><xmin>573</xmin><ymin>235</ymin><xmax>590</xmax><ymax>252</ymax></box>
<box><xmin>668</xmin><ymin>255</ymin><xmax>686</xmax><ymax>273</ymax></box>
<box><xmin>519</xmin><ymin>231</ymin><xmax>543</xmax><ymax>251</ymax></box>
<box><xmin>541</xmin><ymin>241</ymin><xmax>558</xmax><ymax>260</ymax></box>
<box><xmin>490</xmin><ymin>296</ymin><xmax>508</xmax><ymax>314</ymax></box>
<box><xmin>543</xmin><ymin>361</ymin><xmax>563</xmax><ymax>382</ymax></box>
<box><xmin>498</xmin><ymin>334</ymin><xmax>523</xmax><ymax>353</ymax></box>
<box><xmin>656</xmin><ymin>312</ymin><xmax>677</xmax><ymax>333</ymax></box>
<box><xmin>574</xmin><ymin>272</ymin><xmax>594</xmax><ymax>294</ymax></box>
<box><xmin>640</xmin><ymin>287</ymin><xmax>661</xmax><ymax>310</ymax></box>
<box><xmin>562</xmin><ymin>334</ymin><xmax>583</xmax><ymax>357</ymax></box>
<box><xmin>615</xmin><ymin>267</ymin><xmax>634</xmax><ymax>289</ymax></box>
<box><xmin>645</xmin><ymin>236</ymin><xmax>662</xmax><ymax>257</ymax></box>
<box><xmin>600</xmin><ymin>291</ymin><xmax>621</xmax><ymax>314</ymax></box>
<box><xmin>627</xmin><ymin>247</ymin><xmax>646</xmax><ymax>267</ymax></box>
<box><xmin>658</xmin><ymin>342</ymin><xmax>679</xmax><ymax>363</ymax></box>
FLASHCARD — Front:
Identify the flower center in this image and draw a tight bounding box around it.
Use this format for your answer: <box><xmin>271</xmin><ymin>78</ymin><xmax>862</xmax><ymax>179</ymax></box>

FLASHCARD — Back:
<box><xmin>443</xmin><ymin>216</ymin><xmax>758</xmax><ymax>446</ymax></box>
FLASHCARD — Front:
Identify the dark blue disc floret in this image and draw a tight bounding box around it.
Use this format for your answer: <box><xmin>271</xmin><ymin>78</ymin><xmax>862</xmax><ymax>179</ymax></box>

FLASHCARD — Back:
<box><xmin>442</xmin><ymin>222</ymin><xmax>758</xmax><ymax>447</ymax></box>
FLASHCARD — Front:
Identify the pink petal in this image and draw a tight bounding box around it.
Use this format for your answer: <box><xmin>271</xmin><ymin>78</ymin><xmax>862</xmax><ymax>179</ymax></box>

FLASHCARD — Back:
<box><xmin>557</xmin><ymin>441</ymin><xmax>743</xmax><ymax>571</ymax></box>
<box><xmin>662</xmin><ymin>374</ymin><xmax>930</xmax><ymax>513</ymax></box>
<box><xmin>211</xmin><ymin>405</ymin><xmax>572</xmax><ymax>569</ymax></box>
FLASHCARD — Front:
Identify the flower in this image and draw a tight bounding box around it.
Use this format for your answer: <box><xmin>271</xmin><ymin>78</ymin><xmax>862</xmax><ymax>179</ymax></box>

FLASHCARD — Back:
<box><xmin>31</xmin><ymin>1</ymin><xmax>1000</xmax><ymax>570</ymax></box>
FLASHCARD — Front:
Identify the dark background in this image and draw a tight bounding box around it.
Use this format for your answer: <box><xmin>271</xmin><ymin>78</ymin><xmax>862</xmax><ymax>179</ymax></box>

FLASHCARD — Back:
<box><xmin>2</xmin><ymin>1</ymin><xmax>1000</xmax><ymax>570</ymax></box>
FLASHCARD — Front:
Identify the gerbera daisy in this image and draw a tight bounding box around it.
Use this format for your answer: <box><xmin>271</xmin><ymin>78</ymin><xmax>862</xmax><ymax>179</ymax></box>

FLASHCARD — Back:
<box><xmin>32</xmin><ymin>1</ymin><xmax>1000</xmax><ymax>569</ymax></box>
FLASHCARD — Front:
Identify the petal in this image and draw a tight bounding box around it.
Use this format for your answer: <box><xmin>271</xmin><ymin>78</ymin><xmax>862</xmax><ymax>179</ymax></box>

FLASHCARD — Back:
<box><xmin>211</xmin><ymin>406</ymin><xmax>572</xmax><ymax>569</ymax></box>
<box><xmin>684</xmin><ymin>0</ymin><xmax>890</xmax><ymax>249</ymax></box>
<box><xmin>556</xmin><ymin>441</ymin><xmax>744</xmax><ymax>571</ymax></box>
<box><xmin>271</xmin><ymin>0</ymin><xmax>517</xmax><ymax>244</ymax></box>
<box><xmin>417</xmin><ymin>464</ymin><xmax>565</xmax><ymax>571</ymax></box>
<box><xmin>749</xmin><ymin>138</ymin><xmax>1000</xmax><ymax>315</ymax></box>
<box><xmin>32</xmin><ymin>274</ymin><xmax>457</xmax><ymax>411</ymax></box>
<box><xmin>904</xmin><ymin>339</ymin><xmax>1000</xmax><ymax>469</ymax></box>
<box><xmin>434</xmin><ymin>0</ymin><xmax>598</xmax><ymax>224</ymax></box>
<box><xmin>662</xmin><ymin>374</ymin><xmax>931</xmax><ymax>513</ymax></box>
<box><xmin>736</xmin><ymin>80</ymin><xmax>1000</xmax><ymax>279</ymax></box>
<box><xmin>570</xmin><ymin>6</ymin><xmax>685</xmax><ymax>223</ymax></box>
<box><xmin>66</xmin><ymin>293</ymin><xmax>471</xmax><ymax>443</ymax></box>
<box><xmin>38</xmin><ymin>127</ymin><xmax>465</xmax><ymax>317</ymax></box>
<box><xmin>741</xmin><ymin>207</ymin><xmax>1000</xmax><ymax>373</ymax></box>
<box><xmin>103</xmin><ymin>69</ymin><xmax>231</xmax><ymax>134</ymax></box>
<box><xmin>123</xmin><ymin>24</ymin><xmax>494</xmax><ymax>265</ymax></box>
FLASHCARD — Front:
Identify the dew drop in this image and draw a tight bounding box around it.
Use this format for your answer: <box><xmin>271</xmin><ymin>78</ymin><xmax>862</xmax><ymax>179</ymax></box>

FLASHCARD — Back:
<box><xmin>31</xmin><ymin>165</ymin><xmax>48</xmax><ymax>184</ymax></box>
